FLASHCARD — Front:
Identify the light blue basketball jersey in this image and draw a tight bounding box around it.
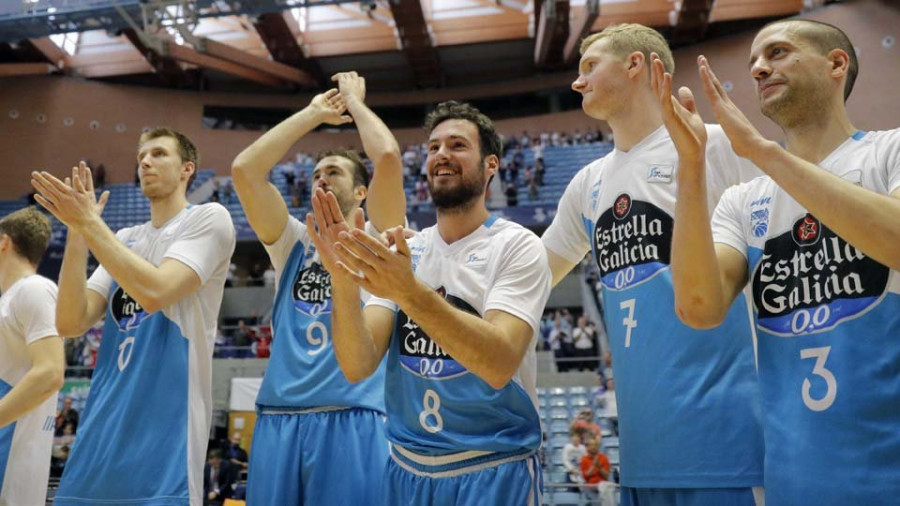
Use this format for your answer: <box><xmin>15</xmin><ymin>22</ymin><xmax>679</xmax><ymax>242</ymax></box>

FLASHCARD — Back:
<box><xmin>56</xmin><ymin>282</ymin><xmax>192</xmax><ymax>504</ymax></box>
<box><xmin>55</xmin><ymin>203</ymin><xmax>235</xmax><ymax>506</ymax></box>
<box><xmin>255</xmin><ymin>217</ymin><xmax>385</xmax><ymax>411</ymax></box>
<box><xmin>368</xmin><ymin>217</ymin><xmax>551</xmax><ymax>456</ymax></box>
<box><xmin>713</xmin><ymin>130</ymin><xmax>900</xmax><ymax>505</ymax></box>
<box><xmin>544</xmin><ymin>126</ymin><xmax>764</xmax><ymax>488</ymax></box>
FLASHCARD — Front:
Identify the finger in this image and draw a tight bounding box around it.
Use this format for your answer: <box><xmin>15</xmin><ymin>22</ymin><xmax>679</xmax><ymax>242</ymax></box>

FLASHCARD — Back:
<box><xmin>324</xmin><ymin>191</ymin><xmax>343</xmax><ymax>225</ymax></box>
<box><xmin>340</xmin><ymin>115</ymin><xmax>353</xmax><ymax>124</ymax></box>
<box><xmin>352</xmin><ymin>208</ymin><xmax>365</xmax><ymax>230</ymax></box>
<box><xmin>33</xmin><ymin>194</ymin><xmax>60</xmax><ymax>217</ymax></box>
<box><xmin>310</xmin><ymin>190</ymin><xmax>329</xmax><ymax>232</ymax></box>
<box><xmin>73</xmin><ymin>173</ymin><xmax>86</xmax><ymax>193</ymax></box>
<box><xmin>403</xmin><ymin>228</ymin><xmax>416</xmax><ymax>239</ymax></box>
<box><xmin>392</xmin><ymin>227</ymin><xmax>411</xmax><ymax>257</ymax></box>
<box><xmin>349</xmin><ymin>228</ymin><xmax>392</xmax><ymax>258</ymax></box>
<box><xmin>650</xmin><ymin>53</ymin><xmax>662</xmax><ymax>97</ymax></box>
<box><xmin>678</xmin><ymin>87</ymin><xmax>697</xmax><ymax>114</ymax></box>
<box><xmin>330</xmin><ymin>74</ymin><xmax>342</xmax><ymax>83</ymax></box>
<box><xmin>98</xmin><ymin>191</ymin><xmax>110</xmax><ymax>210</ymax></box>
<box><xmin>338</xmin><ymin>232</ymin><xmax>382</xmax><ymax>265</ymax></box>
<box><xmin>700</xmin><ymin>57</ymin><xmax>727</xmax><ymax>97</ymax></box>
<box><xmin>335</xmin><ymin>261</ymin><xmax>367</xmax><ymax>285</ymax></box>
<box><xmin>83</xmin><ymin>166</ymin><xmax>95</xmax><ymax>193</ymax></box>
<box><xmin>335</xmin><ymin>242</ymin><xmax>375</xmax><ymax>275</ymax></box>
<box><xmin>697</xmin><ymin>61</ymin><xmax>719</xmax><ymax>105</ymax></box>
<box><xmin>306</xmin><ymin>213</ymin><xmax>325</xmax><ymax>248</ymax></box>
<box><xmin>31</xmin><ymin>173</ymin><xmax>62</xmax><ymax>201</ymax></box>
<box><xmin>37</xmin><ymin>171</ymin><xmax>72</xmax><ymax>195</ymax></box>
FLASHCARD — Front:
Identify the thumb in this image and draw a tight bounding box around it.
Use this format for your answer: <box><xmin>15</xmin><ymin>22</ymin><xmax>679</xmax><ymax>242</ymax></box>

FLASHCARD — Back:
<box><xmin>98</xmin><ymin>191</ymin><xmax>110</xmax><ymax>209</ymax></box>
<box><xmin>341</xmin><ymin>115</ymin><xmax>354</xmax><ymax>124</ymax></box>
<box><xmin>393</xmin><ymin>226</ymin><xmax>411</xmax><ymax>257</ymax></box>
<box><xmin>678</xmin><ymin>87</ymin><xmax>697</xmax><ymax>114</ymax></box>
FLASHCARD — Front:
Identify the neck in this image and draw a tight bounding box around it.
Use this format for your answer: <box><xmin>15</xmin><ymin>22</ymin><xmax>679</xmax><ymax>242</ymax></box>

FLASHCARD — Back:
<box><xmin>150</xmin><ymin>191</ymin><xmax>189</xmax><ymax>228</ymax></box>
<box><xmin>0</xmin><ymin>258</ymin><xmax>36</xmax><ymax>293</ymax></box>
<box><xmin>435</xmin><ymin>197</ymin><xmax>490</xmax><ymax>245</ymax></box>
<box><xmin>781</xmin><ymin>101</ymin><xmax>856</xmax><ymax>163</ymax></box>
<box><xmin>605</xmin><ymin>89</ymin><xmax>664</xmax><ymax>152</ymax></box>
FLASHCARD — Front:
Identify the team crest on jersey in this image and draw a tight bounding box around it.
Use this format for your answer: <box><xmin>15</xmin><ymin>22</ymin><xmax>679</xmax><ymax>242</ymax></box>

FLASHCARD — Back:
<box><xmin>752</xmin><ymin>213</ymin><xmax>889</xmax><ymax>336</ymax></box>
<box><xmin>398</xmin><ymin>287</ymin><xmax>475</xmax><ymax>380</ymax></box>
<box><xmin>292</xmin><ymin>263</ymin><xmax>332</xmax><ymax>316</ymax></box>
<box><xmin>750</xmin><ymin>208</ymin><xmax>770</xmax><ymax>238</ymax></box>
<box><xmin>594</xmin><ymin>194</ymin><xmax>672</xmax><ymax>291</ymax></box>
<box><xmin>110</xmin><ymin>286</ymin><xmax>149</xmax><ymax>332</ymax></box>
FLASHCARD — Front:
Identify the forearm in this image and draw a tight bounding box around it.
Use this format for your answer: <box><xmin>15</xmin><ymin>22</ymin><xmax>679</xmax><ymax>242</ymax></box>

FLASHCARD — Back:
<box><xmin>77</xmin><ymin>217</ymin><xmax>171</xmax><ymax>313</ymax></box>
<box><xmin>345</xmin><ymin>96</ymin><xmax>401</xmax><ymax>168</ymax></box>
<box><xmin>346</xmin><ymin>95</ymin><xmax>406</xmax><ymax>230</ymax></box>
<box><xmin>232</xmin><ymin>107</ymin><xmax>323</xmax><ymax>182</ymax></box>
<box><xmin>671</xmin><ymin>165</ymin><xmax>728</xmax><ymax>328</ymax></box>
<box><xmin>331</xmin><ymin>279</ymin><xmax>382</xmax><ymax>382</ymax></box>
<box><xmin>56</xmin><ymin>233</ymin><xmax>93</xmax><ymax>336</ymax></box>
<box><xmin>750</xmin><ymin>141</ymin><xmax>900</xmax><ymax>270</ymax></box>
<box><xmin>398</xmin><ymin>282</ymin><xmax>524</xmax><ymax>389</ymax></box>
<box><xmin>0</xmin><ymin>362</ymin><xmax>63</xmax><ymax>428</ymax></box>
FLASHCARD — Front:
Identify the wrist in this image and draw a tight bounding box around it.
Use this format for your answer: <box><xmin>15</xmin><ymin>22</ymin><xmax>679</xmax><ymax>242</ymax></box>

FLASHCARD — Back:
<box><xmin>395</xmin><ymin>278</ymin><xmax>428</xmax><ymax>311</ymax></box>
<box><xmin>747</xmin><ymin>138</ymin><xmax>782</xmax><ymax>165</ymax></box>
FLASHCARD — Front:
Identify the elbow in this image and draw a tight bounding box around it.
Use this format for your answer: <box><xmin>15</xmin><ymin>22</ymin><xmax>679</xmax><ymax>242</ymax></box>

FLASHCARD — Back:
<box><xmin>483</xmin><ymin>368</ymin><xmax>517</xmax><ymax>390</ymax></box>
<box><xmin>37</xmin><ymin>364</ymin><xmax>65</xmax><ymax>396</ymax></box>
<box><xmin>339</xmin><ymin>363</ymin><xmax>375</xmax><ymax>384</ymax></box>
<box><xmin>674</xmin><ymin>296</ymin><xmax>725</xmax><ymax>330</ymax></box>
<box><xmin>372</xmin><ymin>149</ymin><xmax>403</xmax><ymax>172</ymax></box>
<box><xmin>56</xmin><ymin>316</ymin><xmax>89</xmax><ymax>339</ymax></box>
<box><xmin>134</xmin><ymin>291</ymin><xmax>165</xmax><ymax>315</ymax></box>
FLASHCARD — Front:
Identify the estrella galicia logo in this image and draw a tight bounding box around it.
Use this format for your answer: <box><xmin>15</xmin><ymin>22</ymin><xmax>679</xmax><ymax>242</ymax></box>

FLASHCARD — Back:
<box><xmin>751</xmin><ymin>208</ymin><xmax>769</xmax><ymax>237</ymax></box>
<box><xmin>792</xmin><ymin>215</ymin><xmax>821</xmax><ymax>247</ymax></box>
<box><xmin>752</xmin><ymin>214</ymin><xmax>889</xmax><ymax>336</ymax></box>
<box><xmin>594</xmin><ymin>195</ymin><xmax>672</xmax><ymax>291</ymax></box>
<box><xmin>613</xmin><ymin>193</ymin><xmax>632</xmax><ymax>220</ymax></box>
<box><xmin>398</xmin><ymin>287</ymin><xmax>475</xmax><ymax>379</ymax></box>
<box><xmin>111</xmin><ymin>286</ymin><xmax>149</xmax><ymax>332</ymax></box>
<box><xmin>292</xmin><ymin>263</ymin><xmax>332</xmax><ymax>316</ymax></box>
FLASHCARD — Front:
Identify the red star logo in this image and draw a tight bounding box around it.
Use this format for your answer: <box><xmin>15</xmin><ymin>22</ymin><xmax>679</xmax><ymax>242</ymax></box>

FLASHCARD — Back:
<box><xmin>798</xmin><ymin>217</ymin><xmax>818</xmax><ymax>241</ymax></box>
<box><xmin>615</xmin><ymin>197</ymin><xmax>629</xmax><ymax>216</ymax></box>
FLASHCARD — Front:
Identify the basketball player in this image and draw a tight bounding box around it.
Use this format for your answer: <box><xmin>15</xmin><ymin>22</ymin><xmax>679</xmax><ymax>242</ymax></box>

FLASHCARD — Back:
<box><xmin>0</xmin><ymin>207</ymin><xmax>63</xmax><ymax>506</ymax></box>
<box><xmin>309</xmin><ymin>101</ymin><xmax>551</xmax><ymax>505</ymax></box>
<box><xmin>231</xmin><ymin>72</ymin><xmax>405</xmax><ymax>505</ymax></box>
<box><xmin>31</xmin><ymin>130</ymin><xmax>236</xmax><ymax>505</ymax></box>
<box><xmin>659</xmin><ymin>20</ymin><xmax>900</xmax><ymax>505</ymax></box>
<box><xmin>540</xmin><ymin>24</ymin><xmax>765</xmax><ymax>505</ymax></box>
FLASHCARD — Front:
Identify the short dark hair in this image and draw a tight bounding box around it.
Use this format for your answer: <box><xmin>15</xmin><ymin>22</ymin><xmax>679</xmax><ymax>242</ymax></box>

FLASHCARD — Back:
<box><xmin>764</xmin><ymin>19</ymin><xmax>859</xmax><ymax>101</ymax></box>
<box><xmin>315</xmin><ymin>149</ymin><xmax>370</xmax><ymax>188</ymax></box>
<box><xmin>423</xmin><ymin>101</ymin><xmax>502</xmax><ymax>161</ymax></box>
<box><xmin>208</xmin><ymin>448</ymin><xmax>224</xmax><ymax>460</ymax></box>
<box><xmin>138</xmin><ymin>127</ymin><xmax>200</xmax><ymax>192</ymax></box>
<box><xmin>0</xmin><ymin>207</ymin><xmax>51</xmax><ymax>266</ymax></box>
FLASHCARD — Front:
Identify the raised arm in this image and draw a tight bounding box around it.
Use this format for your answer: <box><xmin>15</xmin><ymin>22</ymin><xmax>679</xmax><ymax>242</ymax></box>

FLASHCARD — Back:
<box><xmin>307</xmin><ymin>189</ymin><xmax>392</xmax><ymax>382</ymax></box>
<box><xmin>52</xmin><ymin>164</ymin><xmax>109</xmax><ymax>337</ymax></box>
<box><xmin>649</xmin><ymin>54</ymin><xmax>747</xmax><ymax>328</ymax></box>
<box><xmin>697</xmin><ymin>55</ymin><xmax>900</xmax><ymax>271</ymax></box>
<box><xmin>232</xmin><ymin>90</ymin><xmax>352</xmax><ymax>244</ymax></box>
<box><xmin>332</xmin><ymin>72</ymin><xmax>407</xmax><ymax>231</ymax></box>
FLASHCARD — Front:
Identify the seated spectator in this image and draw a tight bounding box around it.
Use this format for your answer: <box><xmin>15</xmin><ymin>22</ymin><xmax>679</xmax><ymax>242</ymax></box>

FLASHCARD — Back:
<box><xmin>226</xmin><ymin>433</ymin><xmax>249</xmax><ymax>471</ymax></box>
<box><xmin>204</xmin><ymin>448</ymin><xmax>238</xmax><ymax>506</ymax></box>
<box><xmin>55</xmin><ymin>397</ymin><xmax>79</xmax><ymax>436</ymax></box>
<box><xmin>253</xmin><ymin>327</ymin><xmax>272</xmax><ymax>359</ymax></box>
<box><xmin>562</xmin><ymin>432</ymin><xmax>587</xmax><ymax>491</ymax></box>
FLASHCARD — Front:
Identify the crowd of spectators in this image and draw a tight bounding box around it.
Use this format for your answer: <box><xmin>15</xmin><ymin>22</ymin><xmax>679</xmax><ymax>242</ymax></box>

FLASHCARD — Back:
<box><xmin>539</xmin><ymin>309</ymin><xmax>604</xmax><ymax>372</ymax></box>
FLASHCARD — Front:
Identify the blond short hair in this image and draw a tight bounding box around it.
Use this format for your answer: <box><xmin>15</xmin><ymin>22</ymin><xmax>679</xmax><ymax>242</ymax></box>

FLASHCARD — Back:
<box><xmin>580</xmin><ymin>23</ymin><xmax>674</xmax><ymax>74</ymax></box>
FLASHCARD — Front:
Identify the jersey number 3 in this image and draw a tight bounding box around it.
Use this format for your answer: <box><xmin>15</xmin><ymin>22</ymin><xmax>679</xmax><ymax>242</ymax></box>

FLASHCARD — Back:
<box><xmin>801</xmin><ymin>346</ymin><xmax>837</xmax><ymax>412</ymax></box>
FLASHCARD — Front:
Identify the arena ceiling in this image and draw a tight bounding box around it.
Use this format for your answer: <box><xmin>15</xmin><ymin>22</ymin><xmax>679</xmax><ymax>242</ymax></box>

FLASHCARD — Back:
<box><xmin>0</xmin><ymin>0</ymin><xmax>812</xmax><ymax>92</ymax></box>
